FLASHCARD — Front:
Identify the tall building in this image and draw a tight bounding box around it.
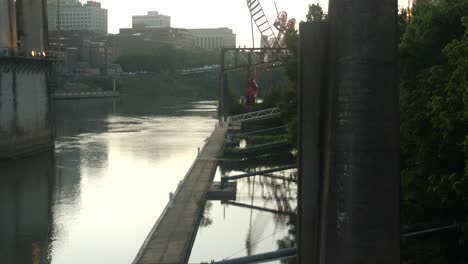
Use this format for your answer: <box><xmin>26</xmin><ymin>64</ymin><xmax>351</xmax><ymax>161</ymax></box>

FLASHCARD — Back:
<box><xmin>107</xmin><ymin>27</ymin><xmax>194</xmax><ymax>58</ymax></box>
<box><xmin>132</xmin><ymin>11</ymin><xmax>171</xmax><ymax>28</ymax></box>
<box><xmin>188</xmin><ymin>28</ymin><xmax>236</xmax><ymax>49</ymax></box>
<box><xmin>47</xmin><ymin>0</ymin><xmax>107</xmax><ymax>34</ymax></box>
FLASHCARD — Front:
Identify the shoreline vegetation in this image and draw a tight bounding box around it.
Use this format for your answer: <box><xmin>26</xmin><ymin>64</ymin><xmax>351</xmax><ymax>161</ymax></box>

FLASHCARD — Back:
<box><xmin>74</xmin><ymin>67</ymin><xmax>289</xmax><ymax>101</ymax></box>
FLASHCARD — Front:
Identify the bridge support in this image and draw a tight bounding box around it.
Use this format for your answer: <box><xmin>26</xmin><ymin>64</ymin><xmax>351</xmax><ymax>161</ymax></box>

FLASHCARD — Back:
<box><xmin>0</xmin><ymin>58</ymin><xmax>55</xmax><ymax>158</ymax></box>
<box><xmin>0</xmin><ymin>0</ymin><xmax>56</xmax><ymax>159</ymax></box>
<box><xmin>298</xmin><ymin>0</ymin><xmax>399</xmax><ymax>263</ymax></box>
<box><xmin>298</xmin><ymin>22</ymin><xmax>329</xmax><ymax>264</ymax></box>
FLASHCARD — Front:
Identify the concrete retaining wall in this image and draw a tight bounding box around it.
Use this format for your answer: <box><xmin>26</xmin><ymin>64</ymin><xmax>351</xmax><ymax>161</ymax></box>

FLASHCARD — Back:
<box><xmin>0</xmin><ymin>60</ymin><xmax>53</xmax><ymax>158</ymax></box>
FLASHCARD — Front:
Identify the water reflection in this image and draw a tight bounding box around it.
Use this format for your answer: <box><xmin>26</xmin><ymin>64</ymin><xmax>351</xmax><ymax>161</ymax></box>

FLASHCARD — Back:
<box><xmin>51</xmin><ymin>98</ymin><xmax>218</xmax><ymax>264</ymax></box>
<box><xmin>0</xmin><ymin>154</ymin><xmax>54</xmax><ymax>264</ymax></box>
<box><xmin>189</xmin><ymin>163</ymin><xmax>297</xmax><ymax>263</ymax></box>
<box><xmin>2</xmin><ymin>97</ymin><xmax>218</xmax><ymax>264</ymax></box>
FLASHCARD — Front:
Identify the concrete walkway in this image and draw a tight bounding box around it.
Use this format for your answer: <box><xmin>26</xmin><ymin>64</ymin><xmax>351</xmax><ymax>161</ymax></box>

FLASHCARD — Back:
<box><xmin>133</xmin><ymin>126</ymin><xmax>227</xmax><ymax>264</ymax></box>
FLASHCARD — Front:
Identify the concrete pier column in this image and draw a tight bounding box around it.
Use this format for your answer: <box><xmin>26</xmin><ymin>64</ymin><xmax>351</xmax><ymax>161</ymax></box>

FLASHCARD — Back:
<box><xmin>16</xmin><ymin>0</ymin><xmax>48</xmax><ymax>52</ymax></box>
<box><xmin>297</xmin><ymin>21</ymin><xmax>329</xmax><ymax>264</ymax></box>
<box><xmin>298</xmin><ymin>0</ymin><xmax>399</xmax><ymax>263</ymax></box>
<box><xmin>321</xmin><ymin>0</ymin><xmax>400</xmax><ymax>263</ymax></box>
<box><xmin>0</xmin><ymin>0</ymin><xmax>18</xmax><ymax>56</ymax></box>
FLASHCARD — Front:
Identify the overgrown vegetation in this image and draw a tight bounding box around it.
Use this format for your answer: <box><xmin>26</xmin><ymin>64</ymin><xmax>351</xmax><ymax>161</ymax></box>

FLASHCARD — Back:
<box><xmin>399</xmin><ymin>1</ymin><xmax>468</xmax><ymax>262</ymax></box>
<box><xmin>116</xmin><ymin>47</ymin><xmax>219</xmax><ymax>73</ymax></box>
<box><xmin>271</xmin><ymin>1</ymin><xmax>468</xmax><ymax>263</ymax></box>
<box><xmin>118</xmin><ymin>73</ymin><xmax>219</xmax><ymax>99</ymax></box>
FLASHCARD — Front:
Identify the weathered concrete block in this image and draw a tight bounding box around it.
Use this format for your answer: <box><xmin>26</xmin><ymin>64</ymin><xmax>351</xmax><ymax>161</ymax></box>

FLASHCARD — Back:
<box><xmin>0</xmin><ymin>59</ymin><xmax>54</xmax><ymax>158</ymax></box>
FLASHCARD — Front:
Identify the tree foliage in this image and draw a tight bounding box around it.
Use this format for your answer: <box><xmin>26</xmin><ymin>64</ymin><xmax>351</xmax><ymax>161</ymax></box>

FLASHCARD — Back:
<box><xmin>400</xmin><ymin>0</ymin><xmax>468</xmax><ymax>262</ymax></box>
<box><xmin>116</xmin><ymin>47</ymin><xmax>219</xmax><ymax>73</ymax></box>
<box><xmin>306</xmin><ymin>3</ymin><xmax>328</xmax><ymax>22</ymax></box>
<box><xmin>279</xmin><ymin>3</ymin><xmax>327</xmax><ymax>146</ymax></box>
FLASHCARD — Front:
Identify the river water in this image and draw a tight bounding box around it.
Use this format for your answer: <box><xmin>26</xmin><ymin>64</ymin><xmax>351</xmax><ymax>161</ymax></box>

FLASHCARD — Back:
<box><xmin>0</xmin><ymin>96</ymin><xmax>297</xmax><ymax>264</ymax></box>
<box><xmin>0</xmin><ymin>97</ymin><xmax>217</xmax><ymax>264</ymax></box>
<box><xmin>189</xmin><ymin>160</ymin><xmax>297</xmax><ymax>264</ymax></box>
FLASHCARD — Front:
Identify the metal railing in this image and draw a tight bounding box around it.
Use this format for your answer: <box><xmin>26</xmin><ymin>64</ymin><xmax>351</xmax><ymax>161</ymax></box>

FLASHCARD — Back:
<box><xmin>227</xmin><ymin>107</ymin><xmax>280</xmax><ymax>124</ymax></box>
<box><xmin>53</xmin><ymin>91</ymin><xmax>119</xmax><ymax>99</ymax></box>
<box><xmin>203</xmin><ymin>247</ymin><xmax>296</xmax><ymax>264</ymax></box>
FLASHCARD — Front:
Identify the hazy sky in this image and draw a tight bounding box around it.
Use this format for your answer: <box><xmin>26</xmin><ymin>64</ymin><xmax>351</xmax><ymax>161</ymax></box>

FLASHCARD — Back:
<box><xmin>93</xmin><ymin>0</ymin><xmax>408</xmax><ymax>47</ymax></box>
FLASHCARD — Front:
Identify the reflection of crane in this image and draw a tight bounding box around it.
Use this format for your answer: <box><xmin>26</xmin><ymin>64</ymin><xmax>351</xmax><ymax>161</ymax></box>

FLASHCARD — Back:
<box><xmin>244</xmin><ymin>0</ymin><xmax>296</xmax><ymax>105</ymax></box>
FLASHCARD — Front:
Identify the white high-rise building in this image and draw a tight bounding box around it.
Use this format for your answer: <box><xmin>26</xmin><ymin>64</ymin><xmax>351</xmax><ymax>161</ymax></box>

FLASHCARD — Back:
<box><xmin>132</xmin><ymin>11</ymin><xmax>171</xmax><ymax>28</ymax></box>
<box><xmin>47</xmin><ymin>0</ymin><xmax>108</xmax><ymax>34</ymax></box>
<box><xmin>189</xmin><ymin>28</ymin><xmax>236</xmax><ymax>49</ymax></box>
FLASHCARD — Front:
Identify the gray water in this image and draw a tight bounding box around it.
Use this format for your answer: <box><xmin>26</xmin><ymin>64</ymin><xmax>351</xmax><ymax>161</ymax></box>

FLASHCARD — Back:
<box><xmin>0</xmin><ymin>97</ymin><xmax>218</xmax><ymax>264</ymax></box>
<box><xmin>189</xmin><ymin>162</ymin><xmax>297</xmax><ymax>263</ymax></box>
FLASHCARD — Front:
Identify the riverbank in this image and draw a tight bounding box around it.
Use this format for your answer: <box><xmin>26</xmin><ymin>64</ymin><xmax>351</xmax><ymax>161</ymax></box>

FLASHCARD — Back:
<box><xmin>71</xmin><ymin>67</ymin><xmax>289</xmax><ymax>100</ymax></box>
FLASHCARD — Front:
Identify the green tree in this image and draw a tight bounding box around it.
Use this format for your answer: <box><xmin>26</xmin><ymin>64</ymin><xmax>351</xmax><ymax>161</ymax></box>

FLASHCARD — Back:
<box><xmin>306</xmin><ymin>3</ymin><xmax>327</xmax><ymax>22</ymax></box>
<box><xmin>279</xmin><ymin>3</ymin><xmax>327</xmax><ymax>146</ymax></box>
<box><xmin>400</xmin><ymin>0</ymin><xmax>468</xmax><ymax>221</ymax></box>
<box><xmin>399</xmin><ymin>0</ymin><xmax>468</xmax><ymax>262</ymax></box>
<box><xmin>116</xmin><ymin>46</ymin><xmax>220</xmax><ymax>73</ymax></box>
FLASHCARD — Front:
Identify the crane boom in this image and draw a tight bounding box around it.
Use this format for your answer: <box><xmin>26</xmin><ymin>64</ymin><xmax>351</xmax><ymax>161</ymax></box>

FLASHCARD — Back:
<box><xmin>244</xmin><ymin>0</ymin><xmax>295</xmax><ymax>105</ymax></box>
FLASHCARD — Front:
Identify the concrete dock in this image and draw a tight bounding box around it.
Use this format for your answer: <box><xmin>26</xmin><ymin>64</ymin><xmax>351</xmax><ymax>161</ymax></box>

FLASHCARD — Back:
<box><xmin>133</xmin><ymin>126</ymin><xmax>227</xmax><ymax>264</ymax></box>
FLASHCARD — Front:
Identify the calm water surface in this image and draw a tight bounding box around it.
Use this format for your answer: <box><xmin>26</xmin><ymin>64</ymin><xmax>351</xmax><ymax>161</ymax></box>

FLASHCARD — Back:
<box><xmin>0</xmin><ymin>97</ymin><xmax>217</xmax><ymax>264</ymax></box>
<box><xmin>189</xmin><ymin>162</ymin><xmax>297</xmax><ymax>263</ymax></box>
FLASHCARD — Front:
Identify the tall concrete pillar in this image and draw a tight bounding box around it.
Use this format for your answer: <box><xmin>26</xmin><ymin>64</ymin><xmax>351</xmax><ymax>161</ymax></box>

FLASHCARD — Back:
<box><xmin>0</xmin><ymin>0</ymin><xmax>18</xmax><ymax>56</ymax></box>
<box><xmin>0</xmin><ymin>1</ymin><xmax>54</xmax><ymax>159</ymax></box>
<box><xmin>297</xmin><ymin>22</ymin><xmax>329</xmax><ymax>264</ymax></box>
<box><xmin>16</xmin><ymin>0</ymin><xmax>48</xmax><ymax>53</ymax></box>
<box><xmin>321</xmin><ymin>0</ymin><xmax>400</xmax><ymax>263</ymax></box>
<box><xmin>298</xmin><ymin>0</ymin><xmax>399</xmax><ymax>263</ymax></box>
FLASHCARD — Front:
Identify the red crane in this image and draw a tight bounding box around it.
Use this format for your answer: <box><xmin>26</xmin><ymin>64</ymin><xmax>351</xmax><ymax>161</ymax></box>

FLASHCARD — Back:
<box><xmin>244</xmin><ymin>0</ymin><xmax>295</xmax><ymax>105</ymax></box>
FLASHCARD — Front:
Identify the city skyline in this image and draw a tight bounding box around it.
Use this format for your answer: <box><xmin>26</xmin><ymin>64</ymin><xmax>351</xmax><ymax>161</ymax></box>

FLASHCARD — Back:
<box><xmin>74</xmin><ymin>0</ymin><xmax>326</xmax><ymax>47</ymax></box>
<box><xmin>62</xmin><ymin>0</ymin><xmax>408</xmax><ymax>47</ymax></box>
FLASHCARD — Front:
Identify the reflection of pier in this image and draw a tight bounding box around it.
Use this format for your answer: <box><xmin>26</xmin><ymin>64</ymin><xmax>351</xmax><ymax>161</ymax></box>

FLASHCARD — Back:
<box><xmin>0</xmin><ymin>154</ymin><xmax>53</xmax><ymax>263</ymax></box>
<box><xmin>225</xmin><ymin>201</ymin><xmax>296</xmax><ymax>216</ymax></box>
<box><xmin>133</xmin><ymin>127</ymin><xmax>227</xmax><ymax>264</ymax></box>
<box><xmin>221</xmin><ymin>164</ymin><xmax>296</xmax><ymax>186</ymax></box>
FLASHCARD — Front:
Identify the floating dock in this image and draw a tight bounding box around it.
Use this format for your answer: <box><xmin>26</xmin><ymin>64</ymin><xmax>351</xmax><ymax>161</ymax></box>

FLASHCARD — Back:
<box><xmin>133</xmin><ymin>126</ymin><xmax>227</xmax><ymax>264</ymax></box>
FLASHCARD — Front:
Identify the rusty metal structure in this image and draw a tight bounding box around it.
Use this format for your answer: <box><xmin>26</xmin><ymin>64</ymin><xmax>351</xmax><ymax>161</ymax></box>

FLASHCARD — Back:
<box><xmin>246</xmin><ymin>0</ymin><xmax>294</xmax><ymax>102</ymax></box>
<box><xmin>218</xmin><ymin>47</ymin><xmax>286</xmax><ymax>121</ymax></box>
